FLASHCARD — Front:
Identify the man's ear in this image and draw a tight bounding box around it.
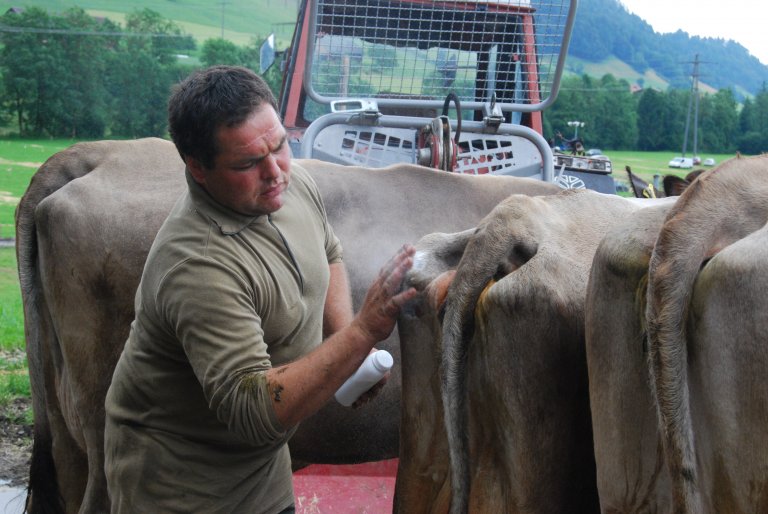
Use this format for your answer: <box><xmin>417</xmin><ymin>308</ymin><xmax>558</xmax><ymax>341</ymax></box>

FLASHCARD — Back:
<box><xmin>186</xmin><ymin>156</ymin><xmax>207</xmax><ymax>186</ymax></box>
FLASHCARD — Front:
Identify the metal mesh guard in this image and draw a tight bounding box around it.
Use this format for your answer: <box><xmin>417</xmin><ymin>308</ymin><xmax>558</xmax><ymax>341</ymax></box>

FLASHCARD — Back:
<box><xmin>309</xmin><ymin>0</ymin><xmax>571</xmax><ymax>110</ymax></box>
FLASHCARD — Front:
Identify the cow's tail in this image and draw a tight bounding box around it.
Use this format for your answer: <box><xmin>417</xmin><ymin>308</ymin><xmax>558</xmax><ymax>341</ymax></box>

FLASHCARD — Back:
<box><xmin>440</xmin><ymin>198</ymin><xmax>538</xmax><ymax>514</ymax></box>
<box><xmin>15</xmin><ymin>142</ymin><xmax>109</xmax><ymax>513</ymax></box>
<box><xmin>646</xmin><ymin>155</ymin><xmax>768</xmax><ymax>513</ymax></box>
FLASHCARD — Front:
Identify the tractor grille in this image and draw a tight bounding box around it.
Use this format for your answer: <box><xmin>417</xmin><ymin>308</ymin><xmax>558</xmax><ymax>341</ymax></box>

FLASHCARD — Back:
<box><xmin>308</xmin><ymin>0</ymin><xmax>573</xmax><ymax>110</ymax></box>
<box><xmin>340</xmin><ymin>127</ymin><xmax>416</xmax><ymax>167</ymax></box>
<box><xmin>310</xmin><ymin>124</ymin><xmax>542</xmax><ymax>176</ymax></box>
<box><xmin>457</xmin><ymin>136</ymin><xmax>535</xmax><ymax>175</ymax></box>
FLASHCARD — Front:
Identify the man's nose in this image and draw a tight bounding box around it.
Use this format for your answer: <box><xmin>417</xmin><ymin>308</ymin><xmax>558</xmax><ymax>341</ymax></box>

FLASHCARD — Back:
<box><xmin>260</xmin><ymin>154</ymin><xmax>282</xmax><ymax>180</ymax></box>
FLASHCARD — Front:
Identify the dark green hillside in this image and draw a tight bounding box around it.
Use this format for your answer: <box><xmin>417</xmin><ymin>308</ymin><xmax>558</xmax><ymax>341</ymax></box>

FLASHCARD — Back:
<box><xmin>569</xmin><ymin>0</ymin><xmax>768</xmax><ymax>98</ymax></box>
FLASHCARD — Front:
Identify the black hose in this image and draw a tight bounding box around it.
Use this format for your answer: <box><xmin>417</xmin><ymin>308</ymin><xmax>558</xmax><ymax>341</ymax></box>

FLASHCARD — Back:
<box><xmin>442</xmin><ymin>92</ymin><xmax>462</xmax><ymax>144</ymax></box>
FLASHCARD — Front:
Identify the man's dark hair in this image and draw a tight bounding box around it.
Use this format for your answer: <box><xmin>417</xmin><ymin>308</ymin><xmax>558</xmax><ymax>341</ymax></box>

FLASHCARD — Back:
<box><xmin>168</xmin><ymin>65</ymin><xmax>279</xmax><ymax>169</ymax></box>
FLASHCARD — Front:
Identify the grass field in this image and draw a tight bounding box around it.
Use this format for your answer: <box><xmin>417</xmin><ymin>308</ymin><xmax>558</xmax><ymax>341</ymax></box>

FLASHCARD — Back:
<box><xmin>0</xmin><ymin>247</ymin><xmax>23</xmax><ymax>350</ymax></box>
<box><xmin>9</xmin><ymin>0</ymin><xmax>301</xmax><ymax>50</ymax></box>
<box><xmin>0</xmin><ymin>246</ymin><xmax>28</xmax><ymax>408</ymax></box>
<box><xmin>607</xmin><ymin>149</ymin><xmax>740</xmax><ymax>196</ymax></box>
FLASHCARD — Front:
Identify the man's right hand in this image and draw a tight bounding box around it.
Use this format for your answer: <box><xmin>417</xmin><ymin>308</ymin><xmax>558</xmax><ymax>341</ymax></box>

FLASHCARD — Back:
<box><xmin>352</xmin><ymin>244</ymin><xmax>418</xmax><ymax>343</ymax></box>
<box><xmin>266</xmin><ymin>244</ymin><xmax>417</xmax><ymax>428</ymax></box>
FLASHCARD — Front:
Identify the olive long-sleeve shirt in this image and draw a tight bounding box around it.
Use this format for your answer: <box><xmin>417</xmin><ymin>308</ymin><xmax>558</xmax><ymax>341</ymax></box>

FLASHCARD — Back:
<box><xmin>105</xmin><ymin>162</ymin><xmax>342</xmax><ymax>513</ymax></box>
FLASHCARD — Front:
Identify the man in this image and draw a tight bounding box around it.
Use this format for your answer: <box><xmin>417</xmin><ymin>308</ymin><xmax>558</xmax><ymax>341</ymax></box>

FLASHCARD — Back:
<box><xmin>555</xmin><ymin>130</ymin><xmax>585</xmax><ymax>156</ymax></box>
<box><xmin>104</xmin><ymin>65</ymin><xmax>416</xmax><ymax>513</ymax></box>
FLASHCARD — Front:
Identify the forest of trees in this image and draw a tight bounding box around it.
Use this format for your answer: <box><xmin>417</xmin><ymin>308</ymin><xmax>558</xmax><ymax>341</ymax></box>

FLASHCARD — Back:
<box><xmin>1</xmin><ymin>6</ymin><xmax>767</xmax><ymax>154</ymax></box>
<box><xmin>0</xmin><ymin>6</ymin><xmax>281</xmax><ymax>139</ymax></box>
<box><xmin>545</xmin><ymin>74</ymin><xmax>768</xmax><ymax>154</ymax></box>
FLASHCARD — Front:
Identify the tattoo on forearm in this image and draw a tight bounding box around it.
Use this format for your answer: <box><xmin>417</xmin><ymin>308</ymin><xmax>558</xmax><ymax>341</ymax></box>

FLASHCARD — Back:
<box><xmin>273</xmin><ymin>384</ymin><xmax>284</xmax><ymax>402</ymax></box>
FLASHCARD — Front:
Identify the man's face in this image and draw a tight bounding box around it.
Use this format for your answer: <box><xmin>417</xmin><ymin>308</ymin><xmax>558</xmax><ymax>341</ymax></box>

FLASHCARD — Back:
<box><xmin>188</xmin><ymin>106</ymin><xmax>291</xmax><ymax>216</ymax></box>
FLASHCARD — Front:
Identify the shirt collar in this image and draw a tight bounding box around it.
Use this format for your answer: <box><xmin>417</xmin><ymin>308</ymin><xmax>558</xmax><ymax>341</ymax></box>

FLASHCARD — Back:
<box><xmin>184</xmin><ymin>168</ymin><xmax>262</xmax><ymax>235</ymax></box>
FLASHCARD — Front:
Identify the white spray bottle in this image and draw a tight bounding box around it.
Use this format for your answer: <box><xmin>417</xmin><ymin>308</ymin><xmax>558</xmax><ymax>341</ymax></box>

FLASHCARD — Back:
<box><xmin>334</xmin><ymin>350</ymin><xmax>394</xmax><ymax>407</ymax></box>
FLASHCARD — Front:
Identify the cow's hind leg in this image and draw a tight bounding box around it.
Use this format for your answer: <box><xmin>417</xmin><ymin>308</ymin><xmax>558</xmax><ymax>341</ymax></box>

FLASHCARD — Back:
<box><xmin>80</xmin><ymin>426</ymin><xmax>110</xmax><ymax>513</ymax></box>
<box><xmin>47</xmin><ymin>401</ymin><xmax>89</xmax><ymax>512</ymax></box>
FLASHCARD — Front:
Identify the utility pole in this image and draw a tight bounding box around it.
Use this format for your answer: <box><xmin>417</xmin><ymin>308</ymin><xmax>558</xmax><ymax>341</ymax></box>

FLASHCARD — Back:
<box><xmin>219</xmin><ymin>1</ymin><xmax>230</xmax><ymax>38</ymax></box>
<box><xmin>567</xmin><ymin>120</ymin><xmax>584</xmax><ymax>139</ymax></box>
<box><xmin>681</xmin><ymin>54</ymin><xmax>703</xmax><ymax>158</ymax></box>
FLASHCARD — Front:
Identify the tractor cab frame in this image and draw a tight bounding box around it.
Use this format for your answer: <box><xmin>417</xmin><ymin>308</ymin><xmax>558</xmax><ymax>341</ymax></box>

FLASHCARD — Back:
<box><xmin>264</xmin><ymin>0</ymin><xmax>614</xmax><ymax>192</ymax></box>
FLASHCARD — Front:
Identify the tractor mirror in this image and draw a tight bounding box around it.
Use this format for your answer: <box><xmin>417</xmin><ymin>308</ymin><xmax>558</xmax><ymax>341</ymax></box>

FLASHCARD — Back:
<box><xmin>260</xmin><ymin>34</ymin><xmax>276</xmax><ymax>74</ymax></box>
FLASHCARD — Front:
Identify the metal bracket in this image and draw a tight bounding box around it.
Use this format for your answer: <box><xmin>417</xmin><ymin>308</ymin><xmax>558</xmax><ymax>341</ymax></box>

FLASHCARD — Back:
<box><xmin>344</xmin><ymin>109</ymin><xmax>382</xmax><ymax>126</ymax></box>
<box><xmin>482</xmin><ymin>94</ymin><xmax>505</xmax><ymax>132</ymax></box>
<box><xmin>417</xmin><ymin>115</ymin><xmax>457</xmax><ymax>172</ymax></box>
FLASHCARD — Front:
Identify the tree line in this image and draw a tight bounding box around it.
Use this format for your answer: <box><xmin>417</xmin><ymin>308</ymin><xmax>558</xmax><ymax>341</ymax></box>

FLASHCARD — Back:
<box><xmin>546</xmin><ymin>74</ymin><xmax>768</xmax><ymax>154</ymax></box>
<box><xmin>0</xmin><ymin>6</ymin><xmax>280</xmax><ymax>139</ymax></box>
<box><xmin>1</xmin><ymin>7</ymin><xmax>766</xmax><ymax>154</ymax></box>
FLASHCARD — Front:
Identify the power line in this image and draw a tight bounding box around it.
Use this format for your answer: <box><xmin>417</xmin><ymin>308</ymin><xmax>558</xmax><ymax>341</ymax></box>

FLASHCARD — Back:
<box><xmin>0</xmin><ymin>23</ymin><xmax>185</xmax><ymax>38</ymax></box>
<box><xmin>560</xmin><ymin>87</ymin><xmax>635</xmax><ymax>91</ymax></box>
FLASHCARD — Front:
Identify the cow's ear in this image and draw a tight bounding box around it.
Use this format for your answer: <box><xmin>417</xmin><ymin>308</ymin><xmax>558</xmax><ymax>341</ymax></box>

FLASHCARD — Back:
<box><xmin>186</xmin><ymin>157</ymin><xmax>207</xmax><ymax>186</ymax></box>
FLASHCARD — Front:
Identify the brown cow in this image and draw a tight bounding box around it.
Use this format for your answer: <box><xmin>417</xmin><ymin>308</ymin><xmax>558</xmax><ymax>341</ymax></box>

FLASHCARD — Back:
<box><xmin>646</xmin><ymin>154</ymin><xmax>768</xmax><ymax>512</ymax></box>
<box><xmin>394</xmin><ymin>190</ymin><xmax>658</xmax><ymax>513</ymax></box>
<box><xmin>660</xmin><ymin>169</ymin><xmax>704</xmax><ymax>197</ymax></box>
<box><xmin>394</xmin><ymin>230</ymin><xmax>472</xmax><ymax>513</ymax></box>
<box><xmin>625</xmin><ymin>165</ymin><xmax>704</xmax><ymax>198</ymax></box>
<box><xmin>16</xmin><ymin>138</ymin><xmax>559</xmax><ymax>512</ymax></box>
<box><xmin>585</xmin><ymin>197</ymin><xmax>678</xmax><ymax>512</ymax></box>
<box><xmin>588</xmin><ymin>156</ymin><xmax>768</xmax><ymax>512</ymax></box>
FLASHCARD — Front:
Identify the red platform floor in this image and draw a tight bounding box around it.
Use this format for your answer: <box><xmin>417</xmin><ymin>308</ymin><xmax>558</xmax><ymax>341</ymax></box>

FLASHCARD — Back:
<box><xmin>293</xmin><ymin>458</ymin><xmax>398</xmax><ymax>513</ymax></box>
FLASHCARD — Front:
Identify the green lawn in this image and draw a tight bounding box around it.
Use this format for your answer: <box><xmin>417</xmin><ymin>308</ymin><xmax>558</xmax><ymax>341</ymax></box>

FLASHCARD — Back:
<box><xmin>0</xmin><ymin>246</ymin><xmax>28</xmax><ymax>408</ymax></box>
<box><xmin>607</xmin><ymin>150</ymin><xmax>740</xmax><ymax>184</ymax></box>
<box><xmin>0</xmin><ymin>247</ymin><xmax>23</xmax><ymax>351</ymax></box>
